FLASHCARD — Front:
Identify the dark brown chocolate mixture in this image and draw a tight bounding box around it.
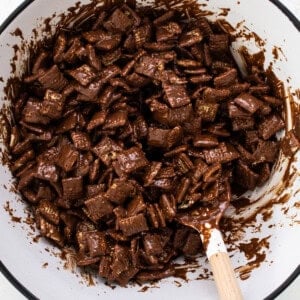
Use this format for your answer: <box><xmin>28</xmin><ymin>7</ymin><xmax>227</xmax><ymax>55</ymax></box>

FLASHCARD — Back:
<box><xmin>6</xmin><ymin>2</ymin><xmax>287</xmax><ymax>286</ymax></box>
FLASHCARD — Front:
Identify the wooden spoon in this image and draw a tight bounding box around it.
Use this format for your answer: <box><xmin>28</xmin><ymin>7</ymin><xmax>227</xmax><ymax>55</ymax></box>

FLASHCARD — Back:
<box><xmin>176</xmin><ymin>181</ymin><xmax>243</xmax><ymax>300</ymax></box>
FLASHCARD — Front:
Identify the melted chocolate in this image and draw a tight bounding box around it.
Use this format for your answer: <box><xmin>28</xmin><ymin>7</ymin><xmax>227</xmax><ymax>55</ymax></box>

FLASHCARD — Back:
<box><xmin>1</xmin><ymin>0</ymin><xmax>296</xmax><ymax>289</ymax></box>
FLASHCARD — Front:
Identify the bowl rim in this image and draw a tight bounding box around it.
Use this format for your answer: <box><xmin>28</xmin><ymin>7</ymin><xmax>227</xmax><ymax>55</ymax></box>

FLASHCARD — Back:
<box><xmin>0</xmin><ymin>0</ymin><xmax>299</xmax><ymax>299</ymax></box>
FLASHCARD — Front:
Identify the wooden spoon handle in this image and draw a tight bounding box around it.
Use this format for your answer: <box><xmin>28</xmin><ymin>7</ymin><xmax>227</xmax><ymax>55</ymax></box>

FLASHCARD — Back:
<box><xmin>209</xmin><ymin>252</ymin><xmax>243</xmax><ymax>300</ymax></box>
<box><xmin>203</xmin><ymin>229</ymin><xmax>243</xmax><ymax>300</ymax></box>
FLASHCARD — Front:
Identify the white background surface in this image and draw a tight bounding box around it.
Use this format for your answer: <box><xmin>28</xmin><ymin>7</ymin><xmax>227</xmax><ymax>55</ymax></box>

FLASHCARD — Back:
<box><xmin>0</xmin><ymin>0</ymin><xmax>299</xmax><ymax>299</ymax></box>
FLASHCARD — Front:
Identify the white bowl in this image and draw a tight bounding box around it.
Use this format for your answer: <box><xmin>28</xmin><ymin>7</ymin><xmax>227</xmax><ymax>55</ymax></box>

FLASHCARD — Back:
<box><xmin>0</xmin><ymin>1</ymin><xmax>299</xmax><ymax>299</ymax></box>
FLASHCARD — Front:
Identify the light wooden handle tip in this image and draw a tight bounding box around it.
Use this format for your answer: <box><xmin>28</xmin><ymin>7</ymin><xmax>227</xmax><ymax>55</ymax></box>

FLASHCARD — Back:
<box><xmin>209</xmin><ymin>252</ymin><xmax>243</xmax><ymax>300</ymax></box>
<box><xmin>202</xmin><ymin>229</ymin><xmax>243</xmax><ymax>300</ymax></box>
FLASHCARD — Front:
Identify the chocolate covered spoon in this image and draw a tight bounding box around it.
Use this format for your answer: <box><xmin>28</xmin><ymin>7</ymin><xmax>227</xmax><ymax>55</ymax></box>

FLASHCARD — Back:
<box><xmin>176</xmin><ymin>181</ymin><xmax>243</xmax><ymax>300</ymax></box>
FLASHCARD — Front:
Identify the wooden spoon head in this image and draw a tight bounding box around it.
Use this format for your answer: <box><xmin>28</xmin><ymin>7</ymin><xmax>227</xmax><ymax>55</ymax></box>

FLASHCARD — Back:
<box><xmin>176</xmin><ymin>201</ymin><xmax>229</xmax><ymax>232</ymax></box>
<box><xmin>176</xmin><ymin>180</ymin><xmax>231</xmax><ymax>233</ymax></box>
